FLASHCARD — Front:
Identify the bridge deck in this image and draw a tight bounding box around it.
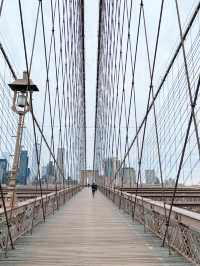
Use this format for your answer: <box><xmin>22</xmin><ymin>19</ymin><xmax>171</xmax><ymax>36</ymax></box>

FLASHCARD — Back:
<box><xmin>0</xmin><ymin>189</ymin><xmax>191</xmax><ymax>265</ymax></box>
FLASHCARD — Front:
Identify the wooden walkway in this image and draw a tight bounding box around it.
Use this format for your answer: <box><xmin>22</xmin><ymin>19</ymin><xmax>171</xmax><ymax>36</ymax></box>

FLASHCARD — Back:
<box><xmin>0</xmin><ymin>189</ymin><xmax>191</xmax><ymax>265</ymax></box>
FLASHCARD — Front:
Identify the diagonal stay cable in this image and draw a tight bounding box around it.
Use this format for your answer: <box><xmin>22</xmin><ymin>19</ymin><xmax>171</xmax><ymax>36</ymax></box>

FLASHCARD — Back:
<box><xmin>140</xmin><ymin>1</ymin><xmax>169</xmax><ymax>240</ymax></box>
<box><xmin>162</xmin><ymin>72</ymin><xmax>200</xmax><ymax>246</ymax></box>
<box><xmin>174</xmin><ymin>0</ymin><xmax>200</xmax><ymax>160</ymax></box>
<box><xmin>132</xmin><ymin>0</ymin><xmax>165</xmax><ymax>221</ymax></box>
<box><xmin>162</xmin><ymin>0</ymin><xmax>200</xmax><ymax>247</ymax></box>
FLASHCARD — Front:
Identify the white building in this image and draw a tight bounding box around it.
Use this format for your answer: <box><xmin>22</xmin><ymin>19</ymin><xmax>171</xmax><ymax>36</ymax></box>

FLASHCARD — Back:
<box><xmin>145</xmin><ymin>169</ymin><xmax>157</xmax><ymax>184</ymax></box>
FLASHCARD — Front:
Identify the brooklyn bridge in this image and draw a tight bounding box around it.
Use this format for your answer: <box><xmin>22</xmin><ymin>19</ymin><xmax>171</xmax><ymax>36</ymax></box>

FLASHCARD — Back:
<box><xmin>0</xmin><ymin>0</ymin><xmax>200</xmax><ymax>265</ymax></box>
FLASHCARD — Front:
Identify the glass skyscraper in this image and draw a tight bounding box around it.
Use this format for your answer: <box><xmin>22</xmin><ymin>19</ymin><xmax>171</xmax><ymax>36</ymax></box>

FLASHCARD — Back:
<box><xmin>17</xmin><ymin>150</ymin><xmax>29</xmax><ymax>185</ymax></box>
<box><xmin>0</xmin><ymin>158</ymin><xmax>8</xmax><ymax>184</ymax></box>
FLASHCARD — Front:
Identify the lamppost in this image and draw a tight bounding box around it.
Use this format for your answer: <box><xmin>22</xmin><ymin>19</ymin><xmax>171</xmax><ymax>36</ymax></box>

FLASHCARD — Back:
<box><xmin>7</xmin><ymin>71</ymin><xmax>38</xmax><ymax>207</ymax></box>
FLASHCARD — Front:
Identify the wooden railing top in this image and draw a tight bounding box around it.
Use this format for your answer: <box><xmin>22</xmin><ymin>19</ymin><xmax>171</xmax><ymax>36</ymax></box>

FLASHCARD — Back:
<box><xmin>106</xmin><ymin>187</ymin><xmax>200</xmax><ymax>231</ymax></box>
<box><xmin>0</xmin><ymin>186</ymin><xmax>78</xmax><ymax>215</ymax></box>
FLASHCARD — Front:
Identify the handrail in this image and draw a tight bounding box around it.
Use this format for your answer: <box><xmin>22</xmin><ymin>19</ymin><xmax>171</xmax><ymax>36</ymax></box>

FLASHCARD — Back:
<box><xmin>101</xmin><ymin>185</ymin><xmax>200</xmax><ymax>265</ymax></box>
<box><xmin>0</xmin><ymin>185</ymin><xmax>82</xmax><ymax>253</ymax></box>
<box><xmin>0</xmin><ymin>186</ymin><xmax>75</xmax><ymax>214</ymax></box>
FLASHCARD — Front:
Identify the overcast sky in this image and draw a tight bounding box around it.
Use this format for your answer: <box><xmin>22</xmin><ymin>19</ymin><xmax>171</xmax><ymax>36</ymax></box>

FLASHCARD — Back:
<box><xmin>85</xmin><ymin>0</ymin><xmax>99</xmax><ymax>169</ymax></box>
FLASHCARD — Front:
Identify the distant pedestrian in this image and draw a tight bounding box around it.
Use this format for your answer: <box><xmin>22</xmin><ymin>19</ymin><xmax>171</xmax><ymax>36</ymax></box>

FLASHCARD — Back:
<box><xmin>91</xmin><ymin>182</ymin><xmax>97</xmax><ymax>197</ymax></box>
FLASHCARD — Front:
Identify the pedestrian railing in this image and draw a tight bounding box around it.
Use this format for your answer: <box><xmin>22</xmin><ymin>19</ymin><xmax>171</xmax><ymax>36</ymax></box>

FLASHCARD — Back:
<box><xmin>0</xmin><ymin>185</ymin><xmax>82</xmax><ymax>253</ymax></box>
<box><xmin>100</xmin><ymin>186</ymin><xmax>200</xmax><ymax>265</ymax></box>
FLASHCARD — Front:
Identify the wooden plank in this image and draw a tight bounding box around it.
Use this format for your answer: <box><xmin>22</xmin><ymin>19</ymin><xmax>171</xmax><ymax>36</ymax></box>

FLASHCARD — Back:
<box><xmin>0</xmin><ymin>189</ymin><xmax>191</xmax><ymax>265</ymax></box>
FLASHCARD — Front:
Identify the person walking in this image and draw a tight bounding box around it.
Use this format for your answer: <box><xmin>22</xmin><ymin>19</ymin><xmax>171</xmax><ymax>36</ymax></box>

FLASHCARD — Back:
<box><xmin>91</xmin><ymin>182</ymin><xmax>97</xmax><ymax>197</ymax></box>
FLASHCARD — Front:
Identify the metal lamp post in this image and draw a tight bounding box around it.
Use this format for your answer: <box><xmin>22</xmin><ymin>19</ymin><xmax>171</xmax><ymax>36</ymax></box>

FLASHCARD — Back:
<box><xmin>7</xmin><ymin>71</ymin><xmax>39</xmax><ymax>207</ymax></box>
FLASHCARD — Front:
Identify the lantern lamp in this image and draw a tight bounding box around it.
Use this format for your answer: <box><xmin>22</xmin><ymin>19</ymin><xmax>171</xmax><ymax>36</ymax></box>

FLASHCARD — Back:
<box><xmin>8</xmin><ymin>71</ymin><xmax>39</xmax><ymax>92</ymax></box>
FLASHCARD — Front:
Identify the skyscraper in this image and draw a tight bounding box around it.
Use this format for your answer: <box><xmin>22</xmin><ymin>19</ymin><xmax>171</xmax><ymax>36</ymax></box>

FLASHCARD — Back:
<box><xmin>46</xmin><ymin>161</ymin><xmax>55</xmax><ymax>176</ymax></box>
<box><xmin>145</xmin><ymin>169</ymin><xmax>157</xmax><ymax>184</ymax></box>
<box><xmin>103</xmin><ymin>158</ymin><xmax>113</xmax><ymax>177</ymax></box>
<box><xmin>56</xmin><ymin>148</ymin><xmax>65</xmax><ymax>182</ymax></box>
<box><xmin>31</xmin><ymin>143</ymin><xmax>41</xmax><ymax>181</ymax></box>
<box><xmin>17</xmin><ymin>150</ymin><xmax>29</xmax><ymax>185</ymax></box>
<box><xmin>120</xmin><ymin>167</ymin><xmax>136</xmax><ymax>187</ymax></box>
<box><xmin>0</xmin><ymin>158</ymin><xmax>8</xmax><ymax>184</ymax></box>
<box><xmin>41</xmin><ymin>166</ymin><xmax>47</xmax><ymax>178</ymax></box>
<box><xmin>103</xmin><ymin>157</ymin><xmax>121</xmax><ymax>185</ymax></box>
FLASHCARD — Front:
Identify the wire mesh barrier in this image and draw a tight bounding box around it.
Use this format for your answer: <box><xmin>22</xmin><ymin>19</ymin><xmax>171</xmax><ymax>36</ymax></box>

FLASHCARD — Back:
<box><xmin>94</xmin><ymin>1</ymin><xmax>200</xmax><ymax>262</ymax></box>
<box><xmin>0</xmin><ymin>0</ymin><xmax>86</xmax><ymax>254</ymax></box>
<box><xmin>0</xmin><ymin>185</ymin><xmax>82</xmax><ymax>254</ymax></box>
<box><xmin>94</xmin><ymin>0</ymin><xmax>200</xmax><ymax>188</ymax></box>
<box><xmin>100</xmin><ymin>186</ymin><xmax>200</xmax><ymax>265</ymax></box>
